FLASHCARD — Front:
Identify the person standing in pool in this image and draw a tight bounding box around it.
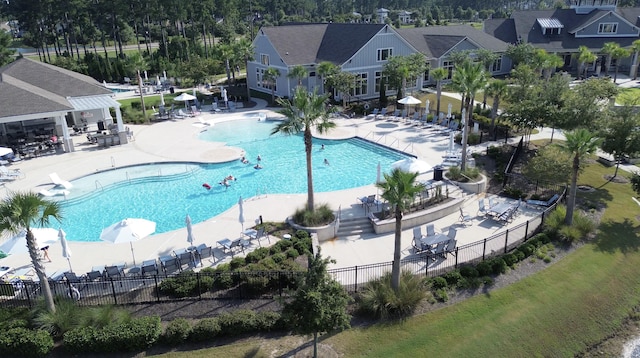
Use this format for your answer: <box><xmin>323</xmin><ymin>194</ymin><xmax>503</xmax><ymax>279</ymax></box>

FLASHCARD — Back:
<box><xmin>257</xmin><ymin>154</ymin><xmax>262</xmax><ymax>162</ymax></box>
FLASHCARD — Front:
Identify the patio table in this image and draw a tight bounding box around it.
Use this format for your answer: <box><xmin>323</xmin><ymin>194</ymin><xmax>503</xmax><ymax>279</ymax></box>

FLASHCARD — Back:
<box><xmin>488</xmin><ymin>202</ymin><xmax>513</xmax><ymax>219</ymax></box>
<box><xmin>421</xmin><ymin>234</ymin><xmax>449</xmax><ymax>250</ymax></box>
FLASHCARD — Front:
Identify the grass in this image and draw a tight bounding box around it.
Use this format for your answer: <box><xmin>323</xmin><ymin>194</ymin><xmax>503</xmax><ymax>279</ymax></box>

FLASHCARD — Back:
<box><xmin>148</xmin><ymin>161</ymin><xmax>640</xmax><ymax>357</ymax></box>
<box><xmin>616</xmin><ymin>88</ymin><xmax>640</xmax><ymax>105</ymax></box>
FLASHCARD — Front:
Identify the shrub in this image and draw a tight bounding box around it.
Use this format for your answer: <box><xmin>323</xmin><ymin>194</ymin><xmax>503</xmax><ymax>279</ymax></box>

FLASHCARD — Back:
<box><xmin>487</xmin><ymin>145</ymin><xmax>502</xmax><ymax>159</ymax></box>
<box><xmin>520</xmin><ymin>243</ymin><xmax>536</xmax><ymax>256</ymax></box>
<box><xmin>357</xmin><ymin>271</ymin><xmax>425</xmax><ymax>320</ymax></box>
<box><xmin>159</xmin><ymin>271</ymin><xmax>214</xmax><ymax>298</ymax></box>
<box><xmin>292</xmin><ymin>236</ymin><xmax>312</xmax><ymax>256</ymax></box>
<box><xmin>83</xmin><ymin>305</ymin><xmax>131</xmax><ymax>329</ymax></box>
<box><xmin>253</xmin><ymin>311</ymin><xmax>283</xmax><ymax>332</ymax></box>
<box><xmin>434</xmin><ymin>288</ymin><xmax>448</xmax><ymax>302</ymax></box>
<box><xmin>295</xmin><ymin>230</ymin><xmax>310</xmax><ymax>239</ymax></box>
<box><xmin>513</xmin><ymin>249</ymin><xmax>526</xmax><ymax>261</ymax></box>
<box><xmin>459</xmin><ymin>265</ymin><xmax>479</xmax><ymax>278</ymax></box>
<box><xmin>490</xmin><ymin>258</ymin><xmax>508</xmax><ymax>275</ymax></box>
<box><xmin>476</xmin><ymin>261</ymin><xmax>492</xmax><ymax>276</ymax></box>
<box><xmin>543</xmin><ymin>205</ymin><xmax>566</xmax><ymax>238</ymax></box>
<box><xmin>245</xmin><ymin>247</ymin><xmax>270</xmax><ymax>264</ymax></box>
<box><xmin>573</xmin><ymin>212</ymin><xmax>596</xmax><ymax>238</ymax></box>
<box><xmin>293</xmin><ymin>204</ymin><xmax>335</xmax><ymax>227</ymax></box>
<box><xmin>502</xmin><ymin>186</ymin><xmax>526</xmax><ymax>199</ymax></box>
<box><xmin>33</xmin><ymin>297</ymin><xmax>85</xmax><ymax>338</ymax></box>
<box><xmin>189</xmin><ymin>318</ymin><xmax>221</xmax><ymax>342</ymax></box>
<box><xmin>271</xmin><ymin>252</ymin><xmax>287</xmax><ymax>264</ymax></box>
<box><xmin>229</xmin><ymin>257</ymin><xmax>246</xmax><ymax>270</ymax></box>
<box><xmin>0</xmin><ymin>328</ymin><xmax>53</xmax><ymax>358</ymax></box>
<box><xmin>447</xmin><ymin>166</ymin><xmax>462</xmax><ymax>181</ymax></box>
<box><xmin>63</xmin><ymin>316</ymin><xmax>161</xmax><ymax>354</ymax></box>
<box><xmin>503</xmin><ymin>253</ymin><xmax>518</xmax><ymax>267</ymax></box>
<box><xmin>270</xmin><ymin>239</ymin><xmax>292</xmax><ymax>255</ymax></box>
<box><xmin>429</xmin><ymin>276</ymin><xmax>448</xmax><ymax>290</ymax></box>
<box><xmin>163</xmin><ymin>318</ymin><xmax>192</xmax><ymax>345</ymax></box>
<box><xmin>442</xmin><ymin>271</ymin><xmax>463</xmax><ymax>287</ymax></box>
<box><xmin>559</xmin><ymin>225</ymin><xmax>582</xmax><ymax>243</ymax></box>
<box><xmin>217</xmin><ymin>310</ymin><xmax>260</xmax><ymax>336</ymax></box>
<box><xmin>285</xmin><ymin>247</ymin><xmax>300</xmax><ymax>259</ymax></box>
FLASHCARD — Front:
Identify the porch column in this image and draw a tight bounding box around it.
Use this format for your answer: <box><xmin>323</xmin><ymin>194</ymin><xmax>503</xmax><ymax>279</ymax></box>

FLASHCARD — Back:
<box><xmin>56</xmin><ymin>115</ymin><xmax>74</xmax><ymax>152</ymax></box>
<box><xmin>114</xmin><ymin>106</ymin><xmax>128</xmax><ymax>144</ymax></box>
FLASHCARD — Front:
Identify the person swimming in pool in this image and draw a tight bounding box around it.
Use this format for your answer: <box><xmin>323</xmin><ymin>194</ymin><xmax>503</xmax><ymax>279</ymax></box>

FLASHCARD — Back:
<box><xmin>257</xmin><ymin>154</ymin><xmax>262</xmax><ymax>162</ymax></box>
<box><xmin>240</xmin><ymin>156</ymin><xmax>249</xmax><ymax>164</ymax></box>
<box><xmin>202</xmin><ymin>183</ymin><xmax>212</xmax><ymax>190</ymax></box>
<box><xmin>324</xmin><ymin>158</ymin><xmax>330</xmax><ymax>166</ymax></box>
<box><xmin>254</xmin><ymin>163</ymin><xmax>262</xmax><ymax>169</ymax></box>
<box><xmin>225</xmin><ymin>175</ymin><xmax>237</xmax><ymax>181</ymax></box>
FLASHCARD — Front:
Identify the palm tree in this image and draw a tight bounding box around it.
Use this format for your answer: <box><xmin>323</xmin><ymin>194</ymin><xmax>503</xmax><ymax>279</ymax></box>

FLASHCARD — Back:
<box><xmin>263</xmin><ymin>68</ymin><xmax>280</xmax><ymax>105</ymax></box>
<box><xmin>273</xmin><ymin>87</ymin><xmax>336</xmax><ymax>212</ymax></box>
<box><xmin>541</xmin><ymin>52</ymin><xmax>564</xmax><ymax>81</ymax></box>
<box><xmin>0</xmin><ymin>192</ymin><xmax>63</xmax><ymax>312</ymax></box>
<box><xmin>128</xmin><ymin>52</ymin><xmax>147</xmax><ymax>119</ymax></box>
<box><xmin>452</xmin><ymin>61</ymin><xmax>487</xmax><ymax>170</ymax></box>
<box><xmin>431</xmin><ymin>67</ymin><xmax>448</xmax><ymax>117</ymax></box>
<box><xmin>602</xmin><ymin>42</ymin><xmax>619</xmax><ymax>77</ymax></box>
<box><xmin>578</xmin><ymin>46</ymin><xmax>597</xmax><ymax>80</ymax></box>
<box><xmin>560</xmin><ymin>129</ymin><xmax>601</xmax><ymax>226</ymax></box>
<box><xmin>610</xmin><ymin>46</ymin><xmax>630</xmax><ymax>83</ymax></box>
<box><xmin>485</xmin><ymin>79</ymin><xmax>508</xmax><ymax>132</ymax></box>
<box><xmin>629</xmin><ymin>39</ymin><xmax>640</xmax><ymax>80</ymax></box>
<box><xmin>234</xmin><ymin>38</ymin><xmax>254</xmax><ymax>101</ymax></box>
<box><xmin>475</xmin><ymin>49</ymin><xmax>498</xmax><ymax>109</ymax></box>
<box><xmin>376</xmin><ymin>169</ymin><xmax>425</xmax><ymax>291</ymax></box>
<box><xmin>217</xmin><ymin>43</ymin><xmax>234</xmax><ymax>86</ymax></box>
<box><xmin>288</xmin><ymin>65</ymin><xmax>307</xmax><ymax>87</ymax></box>
<box><xmin>317</xmin><ymin>61</ymin><xmax>338</xmax><ymax>95</ymax></box>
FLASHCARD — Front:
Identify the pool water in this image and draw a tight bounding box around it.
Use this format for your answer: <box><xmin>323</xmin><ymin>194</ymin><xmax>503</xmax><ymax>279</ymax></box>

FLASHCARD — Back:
<box><xmin>58</xmin><ymin>119</ymin><xmax>409</xmax><ymax>242</ymax></box>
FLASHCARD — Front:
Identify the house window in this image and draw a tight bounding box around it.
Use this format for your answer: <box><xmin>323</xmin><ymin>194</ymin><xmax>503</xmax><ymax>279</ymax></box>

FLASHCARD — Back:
<box><xmin>260</xmin><ymin>54</ymin><xmax>270</xmax><ymax>65</ymax></box>
<box><xmin>351</xmin><ymin>73</ymin><xmax>368</xmax><ymax>96</ymax></box>
<box><xmin>377</xmin><ymin>48</ymin><xmax>392</xmax><ymax>62</ymax></box>
<box><xmin>491</xmin><ymin>57</ymin><xmax>502</xmax><ymax>72</ymax></box>
<box><xmin>598</xmin><ymin>23</ymin><xmax>618</xmax><ymax>34</ymax></box>
<box><xmin>442</xmin><ymin>61</ymin><xmax>454</xmax><ymax>79</ymax></box>
<box><xmin>375</xmin><ymin>71</ymin><xmax>389</xmax><ymax>92</ymax></box>
<box><xmin>256</xmin><ymin>68</ymin><xmax>276</xmax><ymax>91</ymax></box>
<box><xmin>423</xmin><ymin>63</ymin><xmax>431</xmax><ymax>81</ymax></box>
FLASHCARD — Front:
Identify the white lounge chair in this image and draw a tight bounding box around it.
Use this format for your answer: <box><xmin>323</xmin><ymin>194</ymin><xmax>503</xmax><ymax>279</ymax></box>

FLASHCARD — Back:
<box><xmin>39</xmin><ymin>188</ymin><xmax>70</xmax><ymax>197</ymax></box>
<box><xmin>0</xmin><ymin>166</ymin><xmax>21</xmax><ymax>180</ymax></box>
<box><xmin>49</xmin><ymin>172</ymin><xmax>72</xmax><ymax>189</ymax></box>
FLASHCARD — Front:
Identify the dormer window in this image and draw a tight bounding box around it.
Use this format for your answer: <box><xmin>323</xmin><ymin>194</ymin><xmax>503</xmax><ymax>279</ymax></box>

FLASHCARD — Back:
<box><xmin>537</xmin><ymin>18</ymin><xmax>564</xmax><ymax>35</ymax></box>
<box><xmin>598</xmin><ymin>23</ymin><xmax>618</xmax><ymax>34</ymax></box>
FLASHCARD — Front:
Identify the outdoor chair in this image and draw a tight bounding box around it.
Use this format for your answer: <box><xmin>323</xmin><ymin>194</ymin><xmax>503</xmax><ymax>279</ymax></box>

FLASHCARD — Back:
<box><xmin>400</xmin><ymin>109</ymin><xmax>408</xmax><ymax>122</ymax></box>
<box><xmin>526</xmin><ymin>193</ymin><xmax>559</xmax><ymax>208</ymax></box>
<box><xmin>104</xmin><ymin>265</ymin><xmax>123</xmax><ymax>279</ymax></box>
<box><xmin>196</xmin><ymin>244</ymin><xmax>215</xmax><ymax>266</ymax></box>
<box><xmin>161</xmin><ymin>258</ymin><xmax>181</xmax><ymax>275</ymax></box>
<box><xmin>63</xmin><ymin>272</ymin><xmax>88</xmax><ymax>291</ymax></box>
<box><xmin>248</xmin><ymin>228</ymin><xmax>270</xmax><ymax>246</ymax></box>
<box><xmin>377</xmin><ymin>108</ymin><xmax>387</xmax><ymax>120</ymax></box>
<box><xmin>177</xmin><ymin>251</ymin><xmax>195</xmax><ymax>270</ymax></box>
<box><xmin>85</xmin><ymin>269</ymin><xmax>103</xmax><ymax>282</ymax></box>
<box><xmin>459</xmin><ymin>207</ymin><xmax>473</xmax><ymax>226</ymax></box>
<box><xmin>446</xmin><ymin>227</ymin><xmax>457</xmax><ymax>240</ymax></box>
<box><xmin>141</xmin><ymin>259</ymin><xmax>159</xmax><ymax>276</ymax></box>
<box><xmin>229</xmin><ymin>238</ymin><xmax>249</xmax><ymax>256</ymax></box>
<box><xmin>430</xmin><ymin>241</ymin><xmax>448</xmax><ymax>261</ymax></box>
<box><xmin>358</xmin><ymin>195</ymin><xmax>376</xmax><ymax>208</ymax></box>
<box><xmin>478</xmin><ymin>198</ymin><xmax>488</xmax><ymax>217</ymax></box>
<box><xmin>390</xmin><ymin>109</ymin><xmax>401</xmax><ymax>121</ymax></box>
<box><xmin>370</xmin><ymin>108</ymin><xmax>379</xmax><ymax>118</ymax></box>
<box><xmin>426</xmin><ymin>223</ymin><xmax>436</xmax><ymax>237</ymax></box>
<box><xmin>445</xmin><ymin>239</ymin><xmax>457</xmax><ymax>257</ymax></box>
<box><xmin>412</xmin><ymin>237</ymin><xmax>424</xmax><ymax>253</ymax></box>
<box><xmin>413</xmin><ymin>227</ymin><xmax>423</xmax><ymax>241</ymax></box>
<box><xmin>217</xmin><ymin>238</ymin><xmax>233</xmax><ymax>253</ymax></box>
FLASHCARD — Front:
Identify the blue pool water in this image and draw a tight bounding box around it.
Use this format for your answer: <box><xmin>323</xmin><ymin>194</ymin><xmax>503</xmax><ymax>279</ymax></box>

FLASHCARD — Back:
<box><xmin>58</xmin><ymin>119</ymin><xmax>409</xmax><ymax>242</ymax></box>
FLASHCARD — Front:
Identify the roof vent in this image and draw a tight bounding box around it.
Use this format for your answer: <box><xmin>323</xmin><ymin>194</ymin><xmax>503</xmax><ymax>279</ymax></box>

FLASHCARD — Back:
<box><xmin>537</xmin><ymin>18</ymin><xmax>564</xmax><ymax>35</ymax></box>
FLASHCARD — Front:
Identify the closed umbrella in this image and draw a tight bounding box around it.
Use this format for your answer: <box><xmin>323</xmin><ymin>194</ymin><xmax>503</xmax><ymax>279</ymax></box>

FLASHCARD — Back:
<box><xmin>186</xmin><ymin>214</ymin><xmax>195</xmax><ymax>247</ymax></box>
<box><xmin>0</xmin><ymin>228</ymin><xmax>59</xmax><ymax>255</ymax></box>
<box><xmin>238</xmin><ymin>196</ymin><xmax>245</xmax><ymax>231</ymax></box>
<box><xmin>376</xmin><ymin>161</ymin><xmax>381</xmax><ymax>184</ymax></box>
<box><xmin>100</xmin><ymin>218</ymin><xmax>156</xmax><ymax>266</ymax></box>
<box><xmin>59</xmin><ymin>229</ymin><xmax>73</xmax><ymax>273</ymax></box>
<box><xmin>447</xmin><ymin>103</ymin><xmax>453</xmax><ymax>118</ymax></box>
<box><xmin>160</xmin><ymin>92</ymin><xmax>165</xmax><ymax>106</ymax></box>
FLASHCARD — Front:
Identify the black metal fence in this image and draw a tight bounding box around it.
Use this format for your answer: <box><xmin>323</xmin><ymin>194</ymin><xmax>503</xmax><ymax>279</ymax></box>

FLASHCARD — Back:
<box><xmin>0</xmin><ymin>195</ymin><xmax>562</xmax><ymax>308</ymax></box>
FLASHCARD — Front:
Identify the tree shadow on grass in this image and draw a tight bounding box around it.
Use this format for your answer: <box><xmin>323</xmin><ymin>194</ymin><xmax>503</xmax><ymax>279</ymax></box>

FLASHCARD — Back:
<box><xmin>577</xmin><ymin>185</ymin><xmax>613</xmax><ymax>210</ymax></box>
<box><xmin>592</xmin><ymin>218</ymin><xmax>640</xmax><ymax>254</ymax></box>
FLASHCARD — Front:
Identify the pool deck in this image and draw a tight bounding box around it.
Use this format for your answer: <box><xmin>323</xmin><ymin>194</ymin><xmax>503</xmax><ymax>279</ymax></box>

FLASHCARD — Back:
<box><xmin>0</xmin><ymin>97</ymin><xmax>575</xmax><ymax>279</ymax></box>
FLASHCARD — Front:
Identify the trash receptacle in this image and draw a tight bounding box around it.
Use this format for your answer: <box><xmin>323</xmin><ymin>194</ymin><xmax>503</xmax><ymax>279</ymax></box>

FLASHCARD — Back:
<box><xmin>433</xmin><ymin>165</ymin><xmax>444</xmax><ymax>181</ymax></box>
<box><xmin>169</xmin><ymin>87</ymin><xmax>175</xmax><ymax>94</ymax></box>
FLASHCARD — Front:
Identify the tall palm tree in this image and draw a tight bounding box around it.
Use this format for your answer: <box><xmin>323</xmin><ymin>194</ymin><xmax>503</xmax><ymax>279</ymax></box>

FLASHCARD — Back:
<box><xmin>578</xmin><ymin>46</ymin><xmax>597</xmax><ymax>80</ymax></box>
<box><xmin>431</xmin><ymin>67</ymin><xmax>448</xmax><ymax>117</ymax></box>
<box><xmin>485</xmin><ymin>79</ymin><xmax>508</xmax><ymax>132</ymax></box>
<box><xmin>317</xmin><ymin>61</ymin><xmax>338</xmax><ymax>95</ymax></box>
<box><xmin>0</xmin><ymin>192</ymin><xmax>63</xmax><ymax>312</ymax></box>
<box><xmin>376</xmin><ymin>169</ymin><xmax>425</xmax><ymax>291</ymax></box>
<box><xmin>288</xmin><ymin>65</ymin><xmax>307</xmax><ymax>87</ymax></box>
<box><xmin>610</xmin><ymin>46</ymin><xmax>630</xmax><ymax>83</ymax></box>
<box><xmin>452</xmin><ymin>61</ymin><xmax>487</xmax><ymax>170</ymax></box>
<box><xmin>602</xmin><ymin>42</ymin><xmax>620</xmax><ymax>77</ymax></box>
<box><xmin>560</xmin><ymin>129</ymin><xmax>601</xmax><ymax>226</ymax></box>
<box><xmin>128</xmin><ymin>52</ymin><xmax>148</xmax><ymax>119</ymax></box>
<box><xmin>629</xmin><ymin>39</ymin><xmax>640</xmax><ymax>79</ymax></box>
<box><xmin>263</xmin><ymin>67</ymin><xmax>280</xmax><ymax>105</ymax></box>
<box><xmin>234</xmin><ymin>38</ymin><xmax>254</xmax><ymax>100</ymax></box>
<box><xmin>541</xmin><ymin>52</ymin><xmax>564</xmax><ymax>81</ymax></box>
<box><xmin>273</xmin><ymin>87</ymin><xmax>336</xmax><ymax>212</ymax></box>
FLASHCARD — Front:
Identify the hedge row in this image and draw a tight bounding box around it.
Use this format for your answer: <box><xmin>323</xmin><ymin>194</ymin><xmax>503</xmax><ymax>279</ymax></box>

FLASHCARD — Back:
<box><xmin>0</xmin><ymin>328</ymin><xmax>54</xmax><ymax>358</ymax></box>
<box><xmin>63</xmin><ymin>316</ymin><xmax>161</xmax><ymax>354</ymax></box>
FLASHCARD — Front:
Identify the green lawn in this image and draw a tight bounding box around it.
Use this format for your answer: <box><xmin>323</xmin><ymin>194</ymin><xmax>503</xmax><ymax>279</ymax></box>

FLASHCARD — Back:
<box><xmin>617</xmin><ymin>87</ymin><xmax>640</xmax><ymax>105</ymax></box>
<box><xmin>149</xmin><ymin>161</ymin><xmax>640</xmax><ymax>357</ymax></box>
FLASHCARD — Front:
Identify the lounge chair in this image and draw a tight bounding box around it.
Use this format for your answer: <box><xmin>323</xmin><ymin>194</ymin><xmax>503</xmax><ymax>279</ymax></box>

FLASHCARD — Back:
<box><xmin>161</xmin><ymin>258</ymin><xmax>181</xmax><ymax>275</ymax></box>
<box><xmin>526</xmin><ymin>194</ymin><xmax>560</xmax><ymax>208</ymax></box>
<box><xmin>370</xmin><ymin>108</ymin><xmax>379</xmax><ymax>119</ymax></box>
<box><xmin>49</xmin><ymin>172</ymin><xmax>72</xmax><ymax>189</ymax></box>
<box><xmin>196</xmin><ymin>244</ymin><xmax>215</xmax><ymax>266</ymax></box>
<box><xmin>358</xmin><ymin>195</ymin><xmax>376</xmax><ymax>207</ymax></box>
<box><xmin>0</xmin><ymin>166</ymin><xmax>21</xmax><ymax>180</ymax></box>
<box><xmin>104</xmin><ymin>265</ymin><xmax>123</xmax><ymax>279</ymax></box>
<box><xmin>178</xmin><ymin>109</ymin><xmax>194</xmax><ymax>118</ymax></box>
<box><xmin>389</xmin><ymin>109</ymin><xmax>401</xmax><ymax>121</ymax></box>
<box><xmin>39</xmin><ymin>188</ymin><xmax>70</xmax><ymax>197</ymax></box>
<box><xmin>377</xmin><ymin>108</ymin><xmax>387</xmax><ymax>120</ymax></box>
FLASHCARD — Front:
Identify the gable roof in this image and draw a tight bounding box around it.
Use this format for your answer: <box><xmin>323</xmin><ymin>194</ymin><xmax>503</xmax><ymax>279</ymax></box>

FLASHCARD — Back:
<box><xmin>397</xmin><ymin>25</ymin><xmax>509</xmax><ymax>59</ymax></box>
<box><xmin>0</xmin><ymin>58</ymin><xmax>113</xmax><ymax>119</ymax></box>
<box><xmin>485</xmin><ymin>8</ymin><xmax>640</xmax><ymax>52</ymax></box>
<box><xmin>260</xmin><ymin>23</ymin><xmax>387</xmax><ymax>66</ymax></box>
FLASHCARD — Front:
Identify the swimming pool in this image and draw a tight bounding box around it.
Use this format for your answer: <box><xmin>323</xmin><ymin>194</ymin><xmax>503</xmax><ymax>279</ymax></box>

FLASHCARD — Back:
<box><xmin>57</xmin><ymin>119</ymin><xmax>410</xmax><ymax>242</ymax></box>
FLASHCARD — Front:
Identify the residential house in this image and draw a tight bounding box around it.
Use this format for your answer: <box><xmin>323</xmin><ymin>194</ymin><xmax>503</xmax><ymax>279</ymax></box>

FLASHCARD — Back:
<box><xmin>484</xmin><ymin>0</ymin><xmax>640</xmax><ymax>76</ymax></box>
<box><xmin>398</xmin><ymin>11</ymin><xmax>413</xmax><ymax>24</ymax></box>
<box><xmin>0</xmin><ymin>58</ymin><xmax>126</xmax><ymax>152</ymax></box>
<box><xmin>396</xmin><ymin>25</ymin><xmax>512</xmax><ymax>85</ymax></box>
<box><xmin>247</xmin><ymin>23</ymin><xmax>418</xmax><ymax>102</ymax></box>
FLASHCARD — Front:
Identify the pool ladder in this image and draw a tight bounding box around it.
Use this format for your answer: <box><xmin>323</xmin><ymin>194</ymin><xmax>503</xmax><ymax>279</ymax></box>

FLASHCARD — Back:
<box><xmin>95</xmin><ymin>180</ymin><xmax>103</xmax><ymax>191</ymax></box>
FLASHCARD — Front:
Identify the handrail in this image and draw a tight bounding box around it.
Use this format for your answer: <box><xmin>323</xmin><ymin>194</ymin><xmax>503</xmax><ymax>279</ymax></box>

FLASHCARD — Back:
<box><xmin>110</xmin><ymin>156</ymin><xmax>116</xmax><ymax>168</ymax></box>
<box><xmin>125</xmin><ymin>172</ymin><xmax>130</xmax><ymax>183</ymax></box>
<box><xmin>95</xmin><ymin>180</ymin><xmax>103</xmax><ymax>191</ymax></box>
<box><xmin>158</xmin><ymin>168</ymin><xmax>162</xmax><ymax>176</ymax></box>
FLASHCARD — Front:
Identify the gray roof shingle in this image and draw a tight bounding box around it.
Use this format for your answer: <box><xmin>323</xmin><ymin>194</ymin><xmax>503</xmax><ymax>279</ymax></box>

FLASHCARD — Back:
<box><xmin>260</xmin><ymin>23</ymin><xmax>386</xmax><ymax>66</ymax></box>
<box><xmin>397</xmin><ymin>25</ymin><xmax>509</xmax><ymax>59</ymax></box>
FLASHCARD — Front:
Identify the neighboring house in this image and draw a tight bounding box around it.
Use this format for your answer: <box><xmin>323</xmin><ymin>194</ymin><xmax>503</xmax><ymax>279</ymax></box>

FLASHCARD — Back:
<box><xmin>484</xmin><ymin>0</ymin><xmax>640</xmax><ymax>76</ymax></box>
<box><xmin>0</xmin><ymin>58</ymin><xmax>127</xmax><ymax>152</ymax></box>
<box><xmin>377</xmin><ymin>8</ymin><xmax>390</xmax><ymax>23</ymax></box>
<box><xmin>396</xmin><ymin>25</ymin><xmax>512</xmax><ymax>85</ymax></box>
<box><xmin>398</xmin><ymin>11</ymin><xmax>413</xmax><ymax>24</ymax></box>
<box><xmin>248</xmin><ymin>23</ymin><xmax>418</xmax><ymax>101</ymax></box>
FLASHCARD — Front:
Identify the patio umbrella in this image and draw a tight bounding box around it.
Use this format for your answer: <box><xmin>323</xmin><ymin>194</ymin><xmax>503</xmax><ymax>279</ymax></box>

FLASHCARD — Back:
<box><xmin>185</xmin><ymin>214</ymin><xmax>195</xmax><ymax>247</ymax></box>
<box><xmin>0</xmin><ymin>228</ymin><xmax>59</xmax><ymax>255</ymax></box>
<box><xmin>425</xmin><ymin>99</ymin><xmax>430</xmax><ymax>114</ymax></box>
<box><xmin>174</xmin><ymin>93</ymin><xmax>197</xmax><ymax>110</ymax></box>
<box><xmin>391</xmin><ymin>158</ymin><xmax>432</xmax><ymax>174</ymax></box>
<box><xmin>238</xmin><ymin>196</ymin><xmax>245</xmax><ymax>231</ymax></box>
<box><xmin>449</xmin><ymin>132</ymin><xmax>455</xmax><ymax>152</ymax></box>
<box><xmin>398</xmin><ymin>96</ymin><xmax>421</xmax><ymax>116</ymax></box>
<box><xmin>59</xmin><ymin>229</ymin><xmax>73</xmax><ymax>273</ymax></box>
<box><xmin>100</xmin><ymin>218</ymin><xmax>156</xmax><ymax>266</ymax></box>
<box><xmin>159</xmin><ymin>92</ymin><xmax>165</xmax><ymax>106</ymax></box>
<box><xmin>376</xmin><ymin>161</ymin><xmax>381</xmax><ymax>184</ymax></box>
<box><xmin>222</xmin><ymin>88</ymin><xmax>228</xmax><ymax>105</ymax></box>
<box><xmin>0</xmin><ymin>147</ymin><xmax>13</xmax><ymax>157</ymax></box>
<box><xmin>447</xmin><ymin>103</ymin><xmax>453</xmax><ymax>118</ymax></box>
